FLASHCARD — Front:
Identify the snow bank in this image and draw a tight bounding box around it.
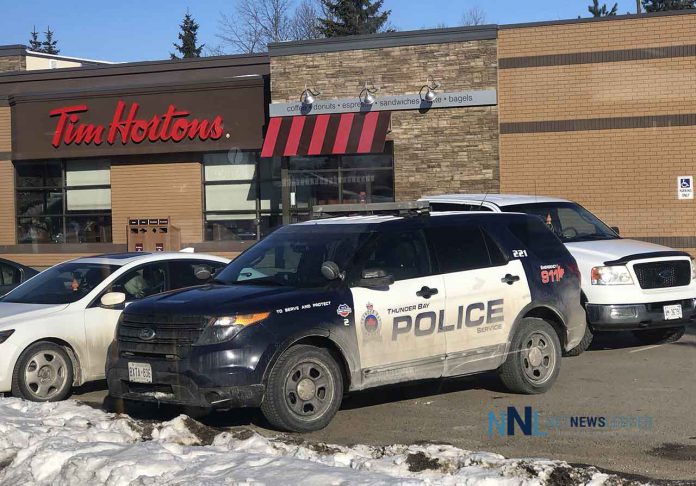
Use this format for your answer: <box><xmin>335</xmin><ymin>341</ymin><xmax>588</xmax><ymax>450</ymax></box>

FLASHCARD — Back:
<box><xmin>0</xmin><ymin>398</ymin><xmax>635</xmax><ymax>485</ymax></box>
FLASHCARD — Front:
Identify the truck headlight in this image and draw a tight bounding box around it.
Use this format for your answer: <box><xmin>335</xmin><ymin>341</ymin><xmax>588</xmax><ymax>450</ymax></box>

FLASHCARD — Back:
<box><xmin>691</xmin><ymin>258</ymin><xmax>696</xmax><ymax>281</ymax></box>
<box><xmin>195</xmin><ymin>313</ymin><xmax>270</xmax><ymax>346</ymax></box>
<box><xmin>591</xmin><ymin>266</ymin><xmax>634</xmax><ymax>285</ymax></box>
<box><xmin>0</xmin><ymin>330</ymin><xmax>14</xmax><ymax>344</ymax></box>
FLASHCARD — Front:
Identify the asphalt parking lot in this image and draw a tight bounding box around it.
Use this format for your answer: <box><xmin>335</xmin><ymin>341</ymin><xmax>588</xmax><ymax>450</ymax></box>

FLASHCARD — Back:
<box><xmin>75</xmin><ymin>328</ymin><xmax>696</xmax><ymax>483</ymax></box>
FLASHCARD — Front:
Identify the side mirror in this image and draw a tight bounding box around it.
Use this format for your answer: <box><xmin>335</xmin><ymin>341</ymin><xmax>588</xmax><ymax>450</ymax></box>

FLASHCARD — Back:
<box><xmin>356</xmin><ymin>268</ymin><xmax>394</xmax><ymax>289</ymax></box>
<box><xmin>321</xmin><ymin>261</ymin><xmax>343</xmax><ymax>281</ymax></box>
<box><xmin>610</xmin><ymin>226</ymin><xmax>620</xmax><ymax>235</ymax></box>
<box><xmin>195</xmin><ymin>268</ymin><xmax>212</xmax><ymax>281</ymax></box>
<box><xmin>100</xmin><ymin>292</ymin><xmax>126</xmax><ymax>309</ymax></box>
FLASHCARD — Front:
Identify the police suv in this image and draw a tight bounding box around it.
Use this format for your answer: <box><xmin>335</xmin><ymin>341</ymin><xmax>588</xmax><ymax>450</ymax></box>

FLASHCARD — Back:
<box><xmin>107</xmin><ymin>203</ymin><xmax>586</xmax><ymax>432</ymax></box>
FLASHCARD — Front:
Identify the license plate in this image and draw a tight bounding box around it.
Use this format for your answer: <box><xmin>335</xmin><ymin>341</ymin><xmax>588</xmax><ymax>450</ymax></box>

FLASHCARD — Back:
<box><xmin>663</xmin><ymin>304</ymin><xmax>683</xmax><ymax>321</ymax></box>
<box><xmin>128</xmin><ymin>362</ymin><xmax>152</xmax><ymax>384</ymax></box>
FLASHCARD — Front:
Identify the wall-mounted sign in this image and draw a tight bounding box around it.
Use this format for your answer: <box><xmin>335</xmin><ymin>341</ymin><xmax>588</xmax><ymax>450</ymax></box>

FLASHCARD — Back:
<box><xmin>678</xmin><ymin>176</ymin><xmax>693</xmax><ymax>200</ymax></box>
<box><xmin>268</xmin><ymin>89</ymin><xmax>497</xmax><ymax>117</ymax></box>
<box><xmin>49</xmin><ymin>101</ymin><xmax>225</xmax><ymax>148</ymax></box>
<box><xmin>11</xmin><ymin>80</ymin><xmax>266</xmax><ymax>160</ymax></box>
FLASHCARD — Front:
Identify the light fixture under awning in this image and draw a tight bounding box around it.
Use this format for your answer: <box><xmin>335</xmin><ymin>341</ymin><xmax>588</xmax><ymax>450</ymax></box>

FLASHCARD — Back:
<box><xmin>261</xmin><ymin>112</ymin><xmax>391</xmax><ymax>158</ymax></box>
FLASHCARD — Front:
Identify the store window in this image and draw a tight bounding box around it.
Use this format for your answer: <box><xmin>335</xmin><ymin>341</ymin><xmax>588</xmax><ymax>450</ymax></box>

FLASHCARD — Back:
<box><xmin>15</xmin><ymin>159</ymin><xmax>112</xmax><ymax>244</ymax></box>
<box><xmin>203</xmin><ymin>151</ymin><xmax>282</xmax><ymax>241</ymax></box>
<box><xmin>288</xmin><ymin>142</ymin><xmax>394</xmax><ymax>221</ymax></box>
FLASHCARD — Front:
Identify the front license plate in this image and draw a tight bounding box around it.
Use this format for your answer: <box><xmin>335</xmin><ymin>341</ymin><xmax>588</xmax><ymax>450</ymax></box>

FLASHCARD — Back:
<box><xmin>663</xmin><ymin>304</ymin><xmax>683</xmax><ymax>321</ymax></box>
<box><xmin>128</xmin><ymin>362</ymin><xmax>152</xmax><ymax>384</ymax></box>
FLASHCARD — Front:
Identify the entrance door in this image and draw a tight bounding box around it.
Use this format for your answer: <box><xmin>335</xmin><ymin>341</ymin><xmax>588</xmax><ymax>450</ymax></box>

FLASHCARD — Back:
<box><xmin>350</xmin><ymin>228</ymin><xmax>446</xmax><ymax>387</ymax></box>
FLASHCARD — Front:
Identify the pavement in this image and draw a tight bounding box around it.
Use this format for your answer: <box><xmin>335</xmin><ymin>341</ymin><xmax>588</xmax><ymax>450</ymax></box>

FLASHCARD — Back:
<box><xmin>75</xmin><ymin>328</ymin><xmax>696</xmax><ymax>483</ymax></box>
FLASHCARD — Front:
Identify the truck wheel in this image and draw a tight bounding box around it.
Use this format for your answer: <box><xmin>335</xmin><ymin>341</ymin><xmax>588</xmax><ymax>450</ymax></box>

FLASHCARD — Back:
<box><xmin>11</xmin><ymin>342</ymin><xmax>74</xmax><ymax>402</ymax></box>
<box><xmin>632</xmin><ymin>326</ymin><xmax>685</xmax><ymax>345</ymax></box>
<box><xmin>498</xmin><ymin>318</ymin><xmax>561</xmax><ymax>394</ymax></box>
<box><xmin>261</xmin><ymin>345</ymin><xmax>343</xmax><ymax>432</ymax></box>
<box><xmin>564</xmin><ymin>324</ymin><xmax>593</xmax><ymax>357</ymax></box>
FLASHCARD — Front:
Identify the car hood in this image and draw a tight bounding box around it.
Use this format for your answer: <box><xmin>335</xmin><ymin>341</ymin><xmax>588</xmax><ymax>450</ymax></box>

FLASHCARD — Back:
<box><xmin>0</xmin><ymin>303</ymin><xmax>69</xmax><ymax>328</ymax></box>
<box><xmin>124</xmin><ymin>284</ymin><xmax>327</xmax><ymax>316</ymax></box>
<box><xmin>565</xmin><ymin>238</ymin><xmax>676</xmax><ymax>266</ymax></box>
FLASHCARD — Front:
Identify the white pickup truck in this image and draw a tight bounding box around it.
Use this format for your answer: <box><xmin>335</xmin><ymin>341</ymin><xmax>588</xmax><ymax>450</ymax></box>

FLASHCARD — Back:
<box><xmin>422</xmin><ymin>194</ymin><xmax>696</xmax><ymax>354</ymax></box>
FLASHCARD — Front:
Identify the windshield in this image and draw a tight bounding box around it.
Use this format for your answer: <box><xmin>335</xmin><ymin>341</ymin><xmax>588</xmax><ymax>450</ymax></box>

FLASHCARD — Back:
<box><xmin>215</xmin><ymin>226</ymin><xmax>371</xmax><ymax>288</ymax></box>
<box><xmin>503</xmin><ymin>202</ymin><xmax>619</xmax><ymax>243</ymax></box>
<box><xmin>1</xmin><ymin>262</ymin><xmax>121</xmax><ymax>305</ymax></box>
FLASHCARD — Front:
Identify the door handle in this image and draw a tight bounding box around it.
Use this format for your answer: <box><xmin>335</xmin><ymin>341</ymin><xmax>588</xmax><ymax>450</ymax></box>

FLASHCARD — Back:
<box><xmin>501</xmin><ymin>274</ymin><xmax>520</xmax><ymax>285</ymax></box>
<box><xmin>416</xmin><ymin>286</ymin><xmax>439</xmax><ymax>299</ymax></box>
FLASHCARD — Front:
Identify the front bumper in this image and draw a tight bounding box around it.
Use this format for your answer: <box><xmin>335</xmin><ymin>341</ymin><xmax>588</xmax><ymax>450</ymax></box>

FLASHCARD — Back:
<box><xmin>106</xmin><ymin>346</ymin><xmax>266</xmax><ymax>409</ymax></box>
<box><xmin>586</xmin><ymin>299</ymin><xmax>696</xmax><ymax>331</ymax></box>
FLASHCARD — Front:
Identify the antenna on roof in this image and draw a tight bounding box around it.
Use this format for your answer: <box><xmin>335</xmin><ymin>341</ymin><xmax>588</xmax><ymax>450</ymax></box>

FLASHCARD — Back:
<box><xmin>477</xmin><ymin>191</ymin><xmax>489</xmax><ymax>211</ymax></box>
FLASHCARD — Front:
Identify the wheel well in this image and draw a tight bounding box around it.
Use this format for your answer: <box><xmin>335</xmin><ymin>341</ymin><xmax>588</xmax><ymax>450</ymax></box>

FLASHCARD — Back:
<box><xmin>26</xmin><ymin>338</ymin><xmax>83</xmax><ymax>386</ymax></box>
<box><xmin>523</xmin><ymin>307</ymin><xmax>567</xmax><ymax>348</ymax></box>
<box><xmin>288</xmin><ymin>336</ymin><xmax>351</xmax><ymax>393</ymax></box>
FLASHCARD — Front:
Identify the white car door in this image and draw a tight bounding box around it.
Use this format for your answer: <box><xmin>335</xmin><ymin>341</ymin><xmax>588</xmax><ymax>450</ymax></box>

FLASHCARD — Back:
<box><xmin>350</xmin><ymin>228</ymin><xmax>447</xmax><ymax>388</ymax></box>
<box><xmin>82</xmin><ymin>261</ymin><xmax>169</xmax><ymax>379</ymax></box>
<box><xmin>426</xmin><ymin>223</ymin><xmax>531</xmax><ymax>377</ymax></box>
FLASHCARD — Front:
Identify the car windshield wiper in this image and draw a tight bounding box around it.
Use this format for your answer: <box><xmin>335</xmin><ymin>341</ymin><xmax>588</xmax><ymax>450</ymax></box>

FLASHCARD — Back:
<box><xmin>232</xmin><ymin>276</ymin><xmax>288</xmax><ymax>286</ymax></box>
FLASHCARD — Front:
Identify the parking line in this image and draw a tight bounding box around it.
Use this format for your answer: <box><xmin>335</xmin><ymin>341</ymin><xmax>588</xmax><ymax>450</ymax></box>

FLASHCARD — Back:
<box><xmin>628</xmin><ymin>345</ymin><xmax>663</xmax><ymax>353</ymax></box>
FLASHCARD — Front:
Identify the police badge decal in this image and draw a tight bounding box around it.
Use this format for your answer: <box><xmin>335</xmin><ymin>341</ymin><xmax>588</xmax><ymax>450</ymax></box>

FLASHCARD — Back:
<box><xmin>361</xmin><ymin>302</ymin><xmax>382</xmax><ymax>340</ymax></box>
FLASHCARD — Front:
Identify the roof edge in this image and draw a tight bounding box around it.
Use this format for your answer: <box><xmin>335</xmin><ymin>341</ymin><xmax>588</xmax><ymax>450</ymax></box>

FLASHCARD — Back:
<box><xmin>500</xmin><ymin>8</ymin><xmax>696</xmax><ymax>30</ymax></box>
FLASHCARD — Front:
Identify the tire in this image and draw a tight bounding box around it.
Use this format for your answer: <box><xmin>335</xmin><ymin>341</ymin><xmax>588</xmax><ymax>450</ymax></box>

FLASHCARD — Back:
<box><xmin>261</xmin><ymin>345</ymin><xmax>343</xmax><ymax>432</ymax></box>
<box><xmin>632</xmin><ymin>326</ymin><xmax>685</xmax><ymax>345</ymax></box>
<box><xmin>11</xmin><ymin>342</ymin><xmax>74</xmax><ymax>402</ymax></box>
<box><xmin>564</xmin><ymin>324</ymin><xmax>593</xmax><ymax>357</ymax></box>
<box><xmin>498</xmin><ymin>318</ymin><xmax>561</xmax><ymax>394</ymax></box>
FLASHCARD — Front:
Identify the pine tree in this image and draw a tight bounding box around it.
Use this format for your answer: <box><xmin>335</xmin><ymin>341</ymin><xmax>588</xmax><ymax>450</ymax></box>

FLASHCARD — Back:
<box><xmin>171</xmin><ymin>11</ymin><xmax>204</xmax><ymax>59</ymax></box>
<box><xmin>589</xmin><ymin>0</ymin><xmax>618</xmax><ymax>16</ymax></box>
<box><xmin>642</xmin><ymin>0</ymin><xmax>695</xmax><ymax>11</ymax></box>
<box><xmin>29</xmin><ymin>26</ymin><xmax>42</xmax><ymax>52</ymax></box>
<box><xmin>318</xmin><ymin>0</ymin><xmax>391</xmax><ymax>37</ymax></box>
<box><xmin>42</xmin><ymin>27</ymin><xmax>59</xmax><ymax>55</ymax></box>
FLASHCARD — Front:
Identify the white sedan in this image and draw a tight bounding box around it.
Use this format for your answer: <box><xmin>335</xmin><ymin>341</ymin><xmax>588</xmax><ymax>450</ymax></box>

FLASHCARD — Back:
<box><xmin>0</xmin><ymin>252</ymin><xmax>229</xmax><ymax>401</ymax></box>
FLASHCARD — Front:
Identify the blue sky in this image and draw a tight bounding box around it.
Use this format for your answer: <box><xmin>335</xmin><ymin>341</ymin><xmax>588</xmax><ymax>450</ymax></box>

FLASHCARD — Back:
<box><xmin>0</xmin><ymin>0</ymin><xmax>639</xmax><ymax>62</ymax></box>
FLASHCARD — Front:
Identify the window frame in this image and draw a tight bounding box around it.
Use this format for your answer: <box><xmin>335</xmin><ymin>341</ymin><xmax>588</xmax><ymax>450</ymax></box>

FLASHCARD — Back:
<box><xmin>14</xmin><ymin>159</ymin><xmax>112</xmax><ymax>244</ymax></box>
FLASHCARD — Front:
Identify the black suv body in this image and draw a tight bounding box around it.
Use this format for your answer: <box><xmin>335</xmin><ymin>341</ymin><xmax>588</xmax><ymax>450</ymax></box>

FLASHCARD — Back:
<box><xmin>107</xmin><ymin>210</ymin><xmax>585</xmax><ymax>432</ymax></box>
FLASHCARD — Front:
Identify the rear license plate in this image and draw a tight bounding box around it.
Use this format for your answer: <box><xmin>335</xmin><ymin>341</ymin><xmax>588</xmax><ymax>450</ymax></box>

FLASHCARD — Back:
<box><xmin>128</xmin><ymin>362</ymin><xmax>152</xmax><ymax>384</ymax></box>
<box><xmin>663</xmin><ymin>304</ymin><xmax>682</xmax><ymax>321</ymax></box>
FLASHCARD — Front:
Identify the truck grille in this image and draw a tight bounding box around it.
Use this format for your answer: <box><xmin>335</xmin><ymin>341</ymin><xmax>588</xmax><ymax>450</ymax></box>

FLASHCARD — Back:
<box><xmin>633</xmin><ymin>261</ymin><xmax>691</xmax><ymax>289</ymax></box>
<box><xmin>119</xmin><ymin>313</ymin><xmax>206</xmax><ymax>346</ymax></box>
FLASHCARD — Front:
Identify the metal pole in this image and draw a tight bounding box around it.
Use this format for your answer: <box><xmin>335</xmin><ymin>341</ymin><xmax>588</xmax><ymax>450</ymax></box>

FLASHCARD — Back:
<box><xmin>636</xmin><ymin>0</ymin><xmax>641</xmax><ymax>14</ymax></box>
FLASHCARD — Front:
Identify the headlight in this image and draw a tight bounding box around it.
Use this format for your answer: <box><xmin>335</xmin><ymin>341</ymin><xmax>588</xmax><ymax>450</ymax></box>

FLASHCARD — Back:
<box><xmin>691</xmin><ymin>258</ymin><xmax>696</xmax><ymax>281</ymax></box>
<box><xmin>194</xmin><ymin>312</ymin><xmax>270</xmax><ymax>346</ymax></box>
<box><xmin>0</xmin><ymin>330</ymin><xmax>14</xmax><ymax>344</ymax></box>
<box><xmin>591</xmin><ymin>266</ymin><xmax>634</xmax><ymax>285</ymax></box>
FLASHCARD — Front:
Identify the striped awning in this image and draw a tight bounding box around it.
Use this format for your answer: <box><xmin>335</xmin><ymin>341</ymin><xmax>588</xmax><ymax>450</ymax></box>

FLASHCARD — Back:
<box><xmin>261</xmin><ymin>112</ymin><xmax>391</xmax><ymax>158</ymax></box>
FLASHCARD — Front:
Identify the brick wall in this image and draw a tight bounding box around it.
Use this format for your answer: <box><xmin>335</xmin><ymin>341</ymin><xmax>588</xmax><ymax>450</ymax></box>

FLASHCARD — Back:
<box><xmin>271</xmin><ymin>39</ymin><xmax>499</xmax><ymax>199</ymax></box>
<box><xmin>0</xmin><ymin>55</ymin><xmax>25</xmax><ymax>73</ymax></box>
<box><xmin>0</xmin><ymin>107</ymin><xmax>15</xmax><ymax>245</ymax></box>
<box><xmin>498</xmin><ymin>13</ymin><xmax>696</xmax><ymax>247</ymax></box>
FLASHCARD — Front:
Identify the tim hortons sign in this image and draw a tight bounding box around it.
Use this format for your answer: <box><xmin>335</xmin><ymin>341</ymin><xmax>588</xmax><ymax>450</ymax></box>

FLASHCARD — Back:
<box><xmin>49</xmin><ymin>101</ymin><xmax>225</xmax><ymax>148</ymax></box>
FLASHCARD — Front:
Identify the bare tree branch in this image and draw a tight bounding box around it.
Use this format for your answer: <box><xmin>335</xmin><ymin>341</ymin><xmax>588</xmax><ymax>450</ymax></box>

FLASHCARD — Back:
<box><xmin>461</xmin><ymin>6</ymin><xmax>487</xmax><ymax>26</ymax></box>
<box><xmin>217</xmin><ymin>0</ymin><xmax>295</xmax><ymax>54</ymax></box>
<box><xmin>290</xmin><ymin>0</ymin><xmax>323</xmax><ymax>40</ymax></box>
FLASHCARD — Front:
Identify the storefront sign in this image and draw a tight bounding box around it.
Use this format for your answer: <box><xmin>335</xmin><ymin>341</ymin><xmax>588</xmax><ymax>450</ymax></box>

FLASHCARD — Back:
<box><xmin>11</xmin><ymin>78</ymin><xmax>266</xmax><ymax>160</ymax></box>
<box><xmin>49</xmin><ymin>101</ymin><xmax>225</xmax><ymax>148</ymax></box>
<box><xmin>678</xmin><ymin>176</ymin><xmax>693</xmax><ymax>200</ymax></box>
<box><xmin>268</xmin><ymin>89</ymin><xmax>497</xmax><ymax>117</ymax></box>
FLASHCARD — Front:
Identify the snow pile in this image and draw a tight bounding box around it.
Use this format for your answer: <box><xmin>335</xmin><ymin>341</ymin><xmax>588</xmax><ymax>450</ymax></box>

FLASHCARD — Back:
<box><xmin>0</xmin><ymin>398</ymin><xmax>637</xmax><ymax>485</ymax></box>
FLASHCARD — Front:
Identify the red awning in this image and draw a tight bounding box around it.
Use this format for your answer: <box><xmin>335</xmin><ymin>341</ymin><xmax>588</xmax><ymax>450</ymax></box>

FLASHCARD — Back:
<box><xmin>261</xmin><ymin>112</ymin><xmax>391</xmax><ymax>158</ymax></box>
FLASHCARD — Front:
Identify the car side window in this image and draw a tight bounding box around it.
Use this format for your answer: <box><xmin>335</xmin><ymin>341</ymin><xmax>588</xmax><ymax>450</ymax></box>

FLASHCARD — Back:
<box><xmin>362</xmin><ymin>229</ymin><xmax>432</xmax><ymax>281</ymax></box>
<box><xmin>427</xmin><ymin>224</ymin><xmax>505</xmax><ymax>273</ymax></box>
<box><xmin>0</xmin><ymin>264</ymin><xmax>20</xmax><ymax>286</ymax></box>
<box><xmin>169</xmin><ymin>260</ymin><xmax>224</xmax><ymax>289</ymax></box>
<box><xmin>110</xmin><ymin>263</ymin><xmax>169</xmax><ymax>302</ymax></box>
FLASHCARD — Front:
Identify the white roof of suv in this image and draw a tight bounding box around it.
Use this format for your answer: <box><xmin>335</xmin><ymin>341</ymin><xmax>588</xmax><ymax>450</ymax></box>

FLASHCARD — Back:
<box><xmin>422</xmin><ymin>194</ymin><xmax>570</xmax><ymax>207</ymax></box>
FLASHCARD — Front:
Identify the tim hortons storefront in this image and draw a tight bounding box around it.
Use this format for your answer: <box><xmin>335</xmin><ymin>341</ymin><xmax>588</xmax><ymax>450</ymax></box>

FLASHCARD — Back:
<box><xmin>0</xmin><ymin>54</ymin><xmax>272</xmax><ymax>267</ymax></box>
